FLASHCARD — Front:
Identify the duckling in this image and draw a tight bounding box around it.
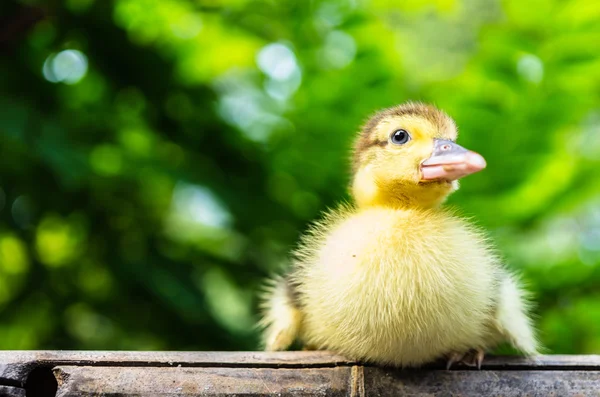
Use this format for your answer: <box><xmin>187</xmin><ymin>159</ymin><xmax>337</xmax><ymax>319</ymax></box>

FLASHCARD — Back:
<box><xmin>260</xmin><ymin>102</ymin><xmax>538</xmax><ymax>368</ymax></box>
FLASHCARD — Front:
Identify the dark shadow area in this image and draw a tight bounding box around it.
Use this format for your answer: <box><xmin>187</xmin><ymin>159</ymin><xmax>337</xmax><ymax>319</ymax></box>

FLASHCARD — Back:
<box><xmin>25</xmin><ymin>367</ymin><xmax>57</xmax><ymax>397</ymax></box>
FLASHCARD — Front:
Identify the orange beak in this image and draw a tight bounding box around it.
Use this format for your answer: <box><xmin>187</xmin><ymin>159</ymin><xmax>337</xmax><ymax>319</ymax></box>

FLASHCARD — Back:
<box><xmin>420</xmin><ymin>139</ymin><xmax>486</xmax><ymax>181</ymax></box>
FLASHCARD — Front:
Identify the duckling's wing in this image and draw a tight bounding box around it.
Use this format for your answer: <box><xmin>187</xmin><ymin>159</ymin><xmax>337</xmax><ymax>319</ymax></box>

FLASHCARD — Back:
<box><xmin>492</xmin><ymin>272</ymin><xmax>539</xmax><ymax>355</ymax></box>
<box><xmin>259</xmin><ymin>275</ymin><xmax>303</xmax><ymax>351</ymax></box>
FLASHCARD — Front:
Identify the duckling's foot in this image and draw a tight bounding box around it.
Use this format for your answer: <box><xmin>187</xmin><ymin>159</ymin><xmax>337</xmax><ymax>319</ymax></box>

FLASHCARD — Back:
<box><xmin>446</xmin><ymin>352</ymin><xmax>465</xmax><ymax>370</ymax></box>
<box><xmin>445</xmin><ymin>349</ymin><xmax>485</xmax><ymax>370</ymax></box>
<box><xmin>461</xmin><ymin>348</ymin><xmax>485</xmax><ymax>370</ymax></box>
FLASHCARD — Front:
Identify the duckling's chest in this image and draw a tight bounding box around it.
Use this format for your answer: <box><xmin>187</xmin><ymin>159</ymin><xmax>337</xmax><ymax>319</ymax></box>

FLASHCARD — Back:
<box><xmin>306</xmin><ymin>208</ymin><xmax>496</xmax><ymax>283</ymax></box>
<box><xmin>298</xmin><ymin>207</ymin><xmax>498</xmax><ymax>347</ymax></box>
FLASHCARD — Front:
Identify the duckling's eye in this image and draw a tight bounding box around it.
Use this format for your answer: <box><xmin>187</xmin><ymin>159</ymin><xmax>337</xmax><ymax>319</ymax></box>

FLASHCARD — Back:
<box><xmin>390</xmin><ymin>129</ymin><xmax>411</xmax><ymax>145</ymax></box>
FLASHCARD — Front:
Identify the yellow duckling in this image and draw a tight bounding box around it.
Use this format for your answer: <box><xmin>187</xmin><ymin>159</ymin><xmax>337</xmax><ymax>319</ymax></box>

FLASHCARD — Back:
<box><xmin>260</xmin><ymin>102</ymin><xmax>538</xmax><ymax>368</ymax></box>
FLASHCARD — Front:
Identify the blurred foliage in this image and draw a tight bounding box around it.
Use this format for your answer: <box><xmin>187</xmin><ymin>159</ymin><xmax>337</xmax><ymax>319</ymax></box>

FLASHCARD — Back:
<box><xmin>1</xmin><ymin>0</ymin><xmax>600</xmax><ymax>353</ymax></box>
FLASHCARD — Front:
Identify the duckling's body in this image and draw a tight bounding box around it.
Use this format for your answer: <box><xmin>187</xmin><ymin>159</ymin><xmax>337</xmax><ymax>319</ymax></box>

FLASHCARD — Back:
<box><xmin>261</xmin><ymin>102</ymin><xmax>538</xmax><ymax>367</ymax></box>
<box><xmin>295</xmin><ymin>206</ymin><xmax>498</xmax><ymax>367</ymax></box>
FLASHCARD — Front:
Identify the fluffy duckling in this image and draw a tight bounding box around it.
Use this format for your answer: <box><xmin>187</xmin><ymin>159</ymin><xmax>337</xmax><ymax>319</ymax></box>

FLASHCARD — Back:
<box><xmin>260</xmin><ymin>102</ymin><xmax>538</xmax><ymax>368</ymax></box>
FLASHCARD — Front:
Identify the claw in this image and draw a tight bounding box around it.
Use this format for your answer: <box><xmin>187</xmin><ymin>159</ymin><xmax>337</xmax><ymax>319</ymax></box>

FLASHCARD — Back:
<box><xmin>446</xmin><ymin>352</ymin><xmax>465</xmax><ymax>370</ymax></box>
<box><xmin>461</xmin><ymin>349</ymin><xmax>485</xmax><ymax>369</ymax></box>
<box><xmin>475</xmin><ymin>349</ymin><xmax>485</xmax><ymax>370</ymax></box>
<box><xmin>446</xmin><ymin>349</ymin><xmax>485</xmax><ymax>370</ymax></box>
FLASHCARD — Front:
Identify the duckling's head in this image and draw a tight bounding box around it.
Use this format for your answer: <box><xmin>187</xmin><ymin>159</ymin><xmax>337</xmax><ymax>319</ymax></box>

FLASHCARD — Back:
<box><xmin>352</xmin><ymin>102</ymin><xmax>486</xmax><ymax>209</ymax></box>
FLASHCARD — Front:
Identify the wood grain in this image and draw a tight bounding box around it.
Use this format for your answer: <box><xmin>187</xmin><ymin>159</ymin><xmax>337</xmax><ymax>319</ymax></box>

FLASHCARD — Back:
<box><xmin>53</xmin><ymin>366</ymin><xmax>352</xmax><ymax>396</ymax></box>
<box><xmin>365</xmin><ymin>367</ymin><xmax>600</xmax><ymax>397</ymax></box>
<box><xmin>0</xmin><ymin>351</ymin><xmax>598</xmax><ymax>396</ymax></box>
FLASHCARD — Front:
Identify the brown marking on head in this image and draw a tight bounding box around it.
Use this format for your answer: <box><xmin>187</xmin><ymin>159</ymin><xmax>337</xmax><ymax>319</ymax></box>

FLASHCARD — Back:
<box><xmin>350</xmin><ymin>102</ymin><xmax>460</xmax><ymax>209</ymax></box>
<box><xmin>352</xmin><ymin>102</ymin><xmax>457</xmax><ymax>174</ymax></box>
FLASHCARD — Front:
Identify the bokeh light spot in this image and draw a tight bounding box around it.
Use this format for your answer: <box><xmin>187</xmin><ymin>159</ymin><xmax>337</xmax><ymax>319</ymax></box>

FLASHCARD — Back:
<box><xmin>256</xmin><ymin>43</ymin><xmax>298</xmax><ymax>81</ymax></box>
<box><xmin>119</xmin><ymin>129</ymin><xmax>153</xmax><ymax>157</ymax></box>
<box><xmin>170</xmin><ymin>14</ymin><xmax>202</xmax><ymax>39</ymax></box>
<box><xmin>28</xmin><ymin>21</ymin><xmax>57</xmax><ymax>49</ymax></box>
<box><xmin>264</xmin><ymin>70</ymin><xmax>302</xmax><ymax>101</ymax></box>
<box><xmin>578</xmin><ymin>112</ymin><xmax>600</xmax><ymax>160</ymax></box>
<box><xmin>171</xmin><ymin>183</ymin><xmax>231</xmax><ymax>229</ymax></box>
<box><xmin>90</xmin><ymin>145</ymin><xmax>124</xmax><ymax>176</ymax></box>
<box><xmin>78</xmin><ymin>262</ymin><xmax>114</xmax><ymax>298</ymax></box>
<box><xmin>201</xmin><ymin>268</ymin><xmax>253</xmax><ymax>334</ymax></box>
<box><xmin>35</xmin><ymin>215</ymin><xmax>84</xmax><ymax>267</ymax></box>
<box><xmin>215</xmin><ymin>73</ymin><xmax>294</xmax><ymax>141</ymax></box>
<box><xmin>65</xmin><ymin>303</ymin><xmax>116</xmax><ymax>344</ymax></box>
<box><xmin>320</xmin><ymin>30</ymin><xmax>356</xmax><ymax>69</ymax></box>
<box><xmin>517</xmin><ymin>54</ymin><xmax>544</xmax><ymax>84</ymax></box>
<box><xmin>43</xmin><ymin>50</ymin><xmax>89</xmax><ymax>85</ymax></box>
<box><xmin>0</xmin><ymin>235</ymin><xmax>30</xmax><ymax>275</ymax></box>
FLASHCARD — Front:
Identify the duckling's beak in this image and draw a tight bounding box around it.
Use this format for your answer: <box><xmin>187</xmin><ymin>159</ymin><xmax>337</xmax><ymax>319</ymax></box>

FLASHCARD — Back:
<box><xmin>420</xmin><ymin>139</ymin><xmax>486</xmax><ymax>181</ymax></box>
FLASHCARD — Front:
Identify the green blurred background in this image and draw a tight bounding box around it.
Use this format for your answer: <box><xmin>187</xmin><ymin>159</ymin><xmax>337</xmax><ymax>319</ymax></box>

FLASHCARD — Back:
<box><xmin>1</xmin><ymin>0</ymin><xmax>599</xmax><ymax>354</ymax></box>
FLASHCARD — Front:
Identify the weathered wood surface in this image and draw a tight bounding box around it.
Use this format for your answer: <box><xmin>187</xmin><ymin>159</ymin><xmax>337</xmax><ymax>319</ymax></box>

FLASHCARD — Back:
<box><xmin>52</xmin><ymin>367</ymin><xmax>354</xmax><ymax>396</ymax></box>
<box><xmin>0</xmin><ymin>351</ymin><xmax>599</xmax><ymax>396</ymax></box>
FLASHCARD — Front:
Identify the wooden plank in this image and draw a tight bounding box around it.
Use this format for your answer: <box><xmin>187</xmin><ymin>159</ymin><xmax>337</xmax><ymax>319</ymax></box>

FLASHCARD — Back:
<box><xmin>53</xmin><ymin>366</ymin><xmax>353</xmax><ymax>397</ymax></box>
<box><xmin>0</xmin><ymin>385</ymin><xmax>25</xmax><ymax>396</ymax></box>
<box><xmin>1</xmin><ymin>351</ymin><xmax>598</xmax><ymax>368</ymax></box>
<box><xmin>0</xmin><ymin>350</ymin><xmax>356</xmax><ymax>367</ymax></box>
<box><xmin>0</xmin><ymin>351</ymin><xmax>356</xmax><ymax>385</ymax></box>
<box><xmin>463</xmin><ymin>354</ymin><xmax>600</xmax><ymax>370</ymax></box>
<box><xmin>50</xmin><ymin>365</ymin><xmax>600</xmax><ymax>397</ymax></box>
<box><xmin>365</xmin><ymin>367</ymin><xmax>600</xmax><ymax>397</ymax></box>
<box><xmin>0</xmin><ymin>352</ymin><xmax>599</xmax><ymax>396</ymax></box>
